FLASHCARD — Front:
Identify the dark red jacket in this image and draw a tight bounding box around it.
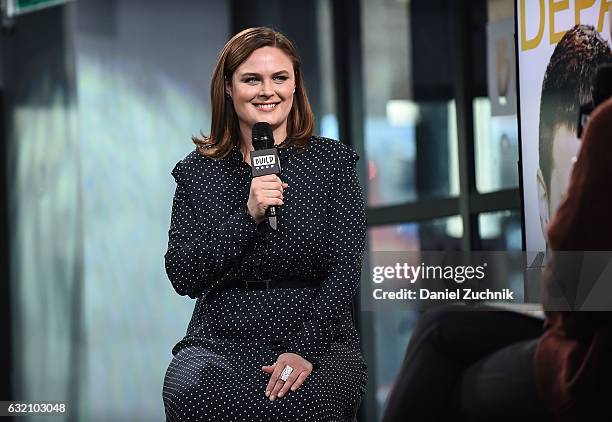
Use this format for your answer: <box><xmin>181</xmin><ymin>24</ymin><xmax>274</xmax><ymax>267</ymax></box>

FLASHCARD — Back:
<box><xmin>535</xmin><ymin>98</ymin><xmax>612</xmax><ymax>421</ymax></box>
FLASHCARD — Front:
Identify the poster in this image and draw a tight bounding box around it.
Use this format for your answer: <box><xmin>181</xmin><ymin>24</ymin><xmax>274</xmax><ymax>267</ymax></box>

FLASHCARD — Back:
<box><xmin>516</xmin><ymin>0</ymin><xmax>612</xmax><ymax>251</ymax></box>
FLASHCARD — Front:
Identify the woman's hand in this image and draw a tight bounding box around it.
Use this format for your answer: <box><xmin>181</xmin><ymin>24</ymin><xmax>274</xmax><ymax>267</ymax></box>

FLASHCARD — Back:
<box><xmin>247</xmin><ymin>175</ymin><xmax>288</xmax><ymax>224</ymax></box>
<box><xmin>261</xmin><ymin>352</ymin><xmax>313</xmax><ymax>401</ymax></box>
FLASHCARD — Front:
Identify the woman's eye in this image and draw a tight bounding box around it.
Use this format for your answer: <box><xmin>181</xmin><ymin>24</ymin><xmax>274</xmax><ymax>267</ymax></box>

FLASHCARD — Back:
<box><xmin>274</xmin><ymin>75</ymin><xmax>289</xmax><ymax>82</ymax></box>
<box><xmin>244</xmin><ymin>77</ymin><xmax>258</xmax><ymax>84</ymax></box>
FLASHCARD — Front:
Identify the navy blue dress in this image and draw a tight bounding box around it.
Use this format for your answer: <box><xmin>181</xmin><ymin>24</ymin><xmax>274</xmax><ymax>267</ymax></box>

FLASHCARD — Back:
<box><xmin>162</xmin><ymin>136</ymin><xmax>367</xmax><ymax>421</ymax></box>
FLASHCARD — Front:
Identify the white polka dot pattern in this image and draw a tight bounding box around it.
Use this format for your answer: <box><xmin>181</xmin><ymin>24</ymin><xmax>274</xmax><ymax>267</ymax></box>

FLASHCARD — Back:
<box><xmin>162</xmin><ymin>136</ymin><xmax>367</xmax><ymax>421</ymax></box>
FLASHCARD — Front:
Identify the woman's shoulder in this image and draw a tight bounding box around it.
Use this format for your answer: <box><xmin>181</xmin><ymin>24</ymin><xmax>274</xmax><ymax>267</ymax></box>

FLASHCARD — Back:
<box><xmin>307</xmin><ymin>135</ymin><xmax>359</xmax><ymax>166</ymax></box>
<box><xmin>170</xmin><ymin>148</ymin><xmax>220</xmax><ymax>184</ymax></box>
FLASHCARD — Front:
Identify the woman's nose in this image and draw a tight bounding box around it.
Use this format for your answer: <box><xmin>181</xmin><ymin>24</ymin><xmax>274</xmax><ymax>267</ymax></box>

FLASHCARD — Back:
<box><xmin>259</xmin><ymin>79</ymin><xmax>274</xmax><ymax>97</ymax></box>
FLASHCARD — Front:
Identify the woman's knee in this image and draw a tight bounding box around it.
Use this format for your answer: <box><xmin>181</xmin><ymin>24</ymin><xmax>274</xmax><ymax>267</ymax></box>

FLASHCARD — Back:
<box><xmin>162</xmin><ymin>356</ymin><xmax>212</xmax><ymax>413</ymax></box>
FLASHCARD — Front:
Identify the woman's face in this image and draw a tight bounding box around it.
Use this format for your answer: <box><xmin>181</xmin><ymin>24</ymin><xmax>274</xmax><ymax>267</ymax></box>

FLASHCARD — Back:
<box><xmin>227</xmin><ymin>46</ymin><xmax>296</xmax><ymax>143</ymax></box>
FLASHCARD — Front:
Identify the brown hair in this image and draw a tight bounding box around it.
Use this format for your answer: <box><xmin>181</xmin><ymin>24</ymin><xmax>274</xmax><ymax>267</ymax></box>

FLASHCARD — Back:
<box><xmin>538</xmin><ymin>25</ymin><xmax>611</xmax><ymax>189</ymax></box>
<box><xmin>193</xmin><ymin>27</ymin><xmax>314</xmax><ymax>158</ymax></box>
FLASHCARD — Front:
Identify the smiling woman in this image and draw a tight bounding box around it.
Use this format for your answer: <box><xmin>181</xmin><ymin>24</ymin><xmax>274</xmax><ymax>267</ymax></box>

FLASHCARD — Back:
<box><xmin>192</xmin><ymin>27</ymin><xmax>314</xmax><ymax>161</ymax></box>
<box><xmin>162</xmin><ymin>27</ymin><xmax>368</xmax><ymax>422</ymax></box>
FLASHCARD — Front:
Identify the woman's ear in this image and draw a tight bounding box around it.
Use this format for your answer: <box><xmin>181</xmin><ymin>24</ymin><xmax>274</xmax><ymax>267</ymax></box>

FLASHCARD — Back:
<box><xmin>225</xmin><ymin>80</ymin><xmax>232</xmax><ymax>98</ymax></box>
<box><xmin>537</xmin><ymin>167</ymin><xmax>550</xmax><ymax>242</ymax></box>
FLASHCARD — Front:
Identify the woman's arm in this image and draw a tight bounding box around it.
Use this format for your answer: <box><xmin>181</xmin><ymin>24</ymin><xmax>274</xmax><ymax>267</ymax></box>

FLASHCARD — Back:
<box><xmin>285</xmin><ymin>146</ymin><xmax>366</xmax><ymax>366</ymax></box>
<box><xmin>164</xmin><ymin>160</ymin><xmax>259</xmax><ymax>298</ymax></box>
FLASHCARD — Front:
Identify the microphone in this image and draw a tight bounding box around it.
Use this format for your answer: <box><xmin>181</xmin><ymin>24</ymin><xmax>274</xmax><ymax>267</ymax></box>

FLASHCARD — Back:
<box><xmin>251</xmin><ymin>122</ymin><xmax>282</xmax><ymax>230</ymax></box>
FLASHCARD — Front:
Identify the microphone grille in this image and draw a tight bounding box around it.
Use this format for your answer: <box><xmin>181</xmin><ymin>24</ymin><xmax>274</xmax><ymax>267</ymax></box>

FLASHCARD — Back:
<box><xmin>252</xmin><ymin>122</ymin><xmax>274</xmax><ymax>150</ymax></box>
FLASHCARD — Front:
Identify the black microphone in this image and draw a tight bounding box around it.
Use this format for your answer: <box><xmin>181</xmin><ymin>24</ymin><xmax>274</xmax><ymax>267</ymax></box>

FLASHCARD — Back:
<box><xmin>251</xmin><ymin>122</ymin><xmax>282</xmax><ymax>230</ymax></box>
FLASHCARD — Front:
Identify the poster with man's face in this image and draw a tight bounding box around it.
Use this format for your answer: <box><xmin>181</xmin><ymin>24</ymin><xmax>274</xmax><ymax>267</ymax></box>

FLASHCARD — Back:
<box><xmin>516</xmin><ymin>0</ymin><xmax>612</xmax><ymax>251</ymax></box>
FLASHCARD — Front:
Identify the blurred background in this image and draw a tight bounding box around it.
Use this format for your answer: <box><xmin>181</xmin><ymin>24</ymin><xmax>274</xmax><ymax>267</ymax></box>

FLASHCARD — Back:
<box><xmin>0</xmin><ymin>0</ymin><xmax>522</xmax><ymax>420</ymax></box>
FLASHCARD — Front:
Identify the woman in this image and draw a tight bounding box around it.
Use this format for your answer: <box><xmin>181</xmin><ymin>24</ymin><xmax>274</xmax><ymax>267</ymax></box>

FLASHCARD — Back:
<box><xmin>162</xmin><ymin>27</ymin><xmax>367</xmax><ymax>421</ymax></box>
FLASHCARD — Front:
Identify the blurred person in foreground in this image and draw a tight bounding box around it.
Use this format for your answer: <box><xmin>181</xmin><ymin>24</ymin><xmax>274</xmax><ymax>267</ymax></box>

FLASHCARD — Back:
<box><xmin>536</xmin><ymin>63</ymin><xmax>612</xmax><ymax>422</ymax></box>
<box><xmin>381</xmin><ymin>64</ymin><xmax>612</xmax><ymax>422</ymax></box>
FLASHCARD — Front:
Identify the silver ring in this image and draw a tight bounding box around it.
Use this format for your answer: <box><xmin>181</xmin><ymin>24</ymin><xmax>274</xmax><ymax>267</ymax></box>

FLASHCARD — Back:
<box><xmin>280</xmin><ymin>365</ymin><xmax>294</xmax><ymax>382</ymax></box>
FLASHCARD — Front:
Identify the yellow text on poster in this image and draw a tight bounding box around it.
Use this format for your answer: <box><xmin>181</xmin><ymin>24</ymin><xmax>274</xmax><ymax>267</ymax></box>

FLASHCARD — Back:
<box><xmin>520</xmin><ymin>0</ymin><xmax>612</xmax><ymax>51</ymax></box>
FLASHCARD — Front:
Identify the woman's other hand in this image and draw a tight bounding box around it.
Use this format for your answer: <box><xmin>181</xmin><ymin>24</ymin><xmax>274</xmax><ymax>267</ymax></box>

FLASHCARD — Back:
<box><xmin>261</xmin><ymin>352</ymin><xmax>313</xmax><ymax>401</ymax></box>
<box><xmin>247</xmin><ymin>175</ymin><xmax>288</xmax><ymax>224</ymax></box>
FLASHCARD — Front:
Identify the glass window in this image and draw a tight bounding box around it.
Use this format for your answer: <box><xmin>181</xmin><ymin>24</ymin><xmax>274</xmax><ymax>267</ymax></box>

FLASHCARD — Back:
<box><xmin>478</xmin><ymin>210</ymin><xmax>524</xmax><ymax>302</ymax></box>
<box><xmin>474</xmin><ymin>98</ymin><xmax>519</xmax><ymax>192</ymax></box>
<box><xmin>478</xmin><ymin>209</ymin><xmax>522</xmax><ymax>251</ymax></box>
<box><xmin>367</xmin><ymin>217</ymin><xmax>463</xmax><ymax>418</ymax></box>
<box><xmin>475</xmin><ymin>0</ymin><xmax>520</xmax><ymax>193</ymax></box>
<box><xmin>316</xmin><ymin>0</ymin><xmax>339</xmax><ymax>139</ymax></box>
<box><xmin>361</xmin><ymin>0</ymin><xmax>459</xmax><ymax>206</ymax></box>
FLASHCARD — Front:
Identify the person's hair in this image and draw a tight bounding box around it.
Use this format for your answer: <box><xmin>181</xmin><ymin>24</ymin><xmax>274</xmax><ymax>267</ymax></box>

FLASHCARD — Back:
<box><xmin>538</xmin><ymin>24</ymin><xmax>611</xmax><ymax>189</ymax></box>
<box><xmin>193</xmin><ymin>27</ymin><xmax>314</xmax><ymax>158</ymax></box>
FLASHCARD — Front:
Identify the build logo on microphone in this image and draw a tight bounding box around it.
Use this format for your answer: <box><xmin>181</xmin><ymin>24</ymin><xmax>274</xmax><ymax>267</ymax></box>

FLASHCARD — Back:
<box><xmin>251</xmin><ymin>149</ymin><xmax>281</xmax><ymax>177</ymax></box>
<box><xmin>253</xmin><ymin>154</ymin><xmax>276</xmax><ymax>169</ymax></box>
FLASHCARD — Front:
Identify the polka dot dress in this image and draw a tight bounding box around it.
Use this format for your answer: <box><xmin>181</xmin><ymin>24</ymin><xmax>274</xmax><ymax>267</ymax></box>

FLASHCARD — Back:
<box><xmin>162</xmin><ymin>136</ymin><xmax>368</xmax><ymax>421</ymax></box>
